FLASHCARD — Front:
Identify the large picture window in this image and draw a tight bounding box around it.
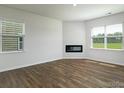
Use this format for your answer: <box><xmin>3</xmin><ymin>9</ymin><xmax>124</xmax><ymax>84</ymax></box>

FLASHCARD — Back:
<box><xmin>91</xmin><ymin>26</ymin><xmax>105</xmax><ymax>48</ymax></box>
<box><xmin>0</xmin><ymin>20</ymin><xmax>25</xmax><ymax>52</ymax></box>
<box><xmin>91</xmin><ymin>24</ymin><xmax>123</xmax><ymax>50</ymax></box>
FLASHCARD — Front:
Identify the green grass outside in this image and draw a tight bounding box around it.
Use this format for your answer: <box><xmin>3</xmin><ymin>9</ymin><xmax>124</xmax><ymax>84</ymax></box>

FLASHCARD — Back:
<box><xmin>93</xmin><ymin>43</ymin><xmax>122</xmax><ymax>49</ymax></box>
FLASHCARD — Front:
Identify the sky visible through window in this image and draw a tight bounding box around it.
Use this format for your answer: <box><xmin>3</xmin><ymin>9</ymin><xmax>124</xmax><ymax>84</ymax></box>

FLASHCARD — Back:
<box><xmin>92</xmin><ymin>24</ymin><xmax>122</xmax><ymax>36</ymax></box>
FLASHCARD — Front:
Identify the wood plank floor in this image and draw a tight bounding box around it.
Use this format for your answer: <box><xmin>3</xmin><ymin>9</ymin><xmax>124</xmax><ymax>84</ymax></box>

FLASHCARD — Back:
<box><xmin>0</xmin><ymin>59</ymin><xmax>124</xmax><ymax>88</ymax></box>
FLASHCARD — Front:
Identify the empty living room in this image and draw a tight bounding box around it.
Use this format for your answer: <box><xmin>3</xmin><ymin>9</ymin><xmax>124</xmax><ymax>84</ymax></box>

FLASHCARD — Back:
<box><xmin>0</xmin><ymin>1</ymin><xmax>124</xmax><ymax>90</ymax></box>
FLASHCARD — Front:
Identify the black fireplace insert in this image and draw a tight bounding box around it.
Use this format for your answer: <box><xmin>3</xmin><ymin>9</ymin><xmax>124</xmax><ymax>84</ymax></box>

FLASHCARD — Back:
<box><xmin>66</xmin><ymin>45</ymin><xmax>83</xmax><ymax>52</ymax></box>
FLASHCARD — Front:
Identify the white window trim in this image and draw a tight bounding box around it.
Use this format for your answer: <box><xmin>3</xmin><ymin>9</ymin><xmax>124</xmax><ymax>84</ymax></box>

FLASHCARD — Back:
<box><xmin>0</xmin><ymin>19</ymin><xmax>25</xmax><ymax>53</ymax></box>
<box><xmin>90</xmin><ymin>48</ymin><xmax>124</xmax><ymax>51</ymax></box>
<box><xmin>91</xmin><ymin>23</ymin><xmax>124</xmax><ymax>51</ymax></box>
<box><xmin>0</xmin><ymin>20</ymin><xmax>2</xmax><ymax>52</ymax></box>
<box><xmin>0</xmin><ymin>35</ymin><xmax>25</xmax><ymax>53</ymax></box>
<box><xmin>122</xmin><ymin>22</ymin><xmax>124</xmax><ymax>49</ymax></box>
<box><xmin>104</xmin><ymin>25</ymin><xmax>107</xmax><ymax>49</ymax></box>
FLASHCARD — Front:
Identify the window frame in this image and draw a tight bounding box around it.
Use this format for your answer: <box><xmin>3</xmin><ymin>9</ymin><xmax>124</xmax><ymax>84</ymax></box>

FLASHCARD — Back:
<box><xmin>91</xmin><ymin>26</ymin><xmax>105</xmax><ymax>49</ymax></box>
<box><xmin>0</xmin><ymin>19</ymin><xmax>25</xmax><ymax>53</ymax></box>
<box><xmin>91</xmin><ymin>23</ymin><xmax>124</xmax><ymax>50</ymax></box>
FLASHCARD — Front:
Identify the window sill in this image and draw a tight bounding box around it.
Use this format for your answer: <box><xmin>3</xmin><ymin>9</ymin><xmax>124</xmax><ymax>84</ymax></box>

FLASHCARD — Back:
<box><xmin>0</xmin><ymin>51</ymin><xmax>24</xmax><ymax>54</ymax></box>
<box><xmin>90</xmin><ymin>48</ymin><xmax>124</xmax><ymax>51</ymax></box>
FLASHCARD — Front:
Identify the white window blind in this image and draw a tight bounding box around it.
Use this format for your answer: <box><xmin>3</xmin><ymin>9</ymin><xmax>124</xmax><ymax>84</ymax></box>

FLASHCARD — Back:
<box><xmin>2</xmin><ymin>36</ymin><xmax>18</xmax><ymax>51</ymax></box>
<box><xmin>0</xmin><ymin>20</ymin><xmax>24</xmax><ymax>52</ymax></box>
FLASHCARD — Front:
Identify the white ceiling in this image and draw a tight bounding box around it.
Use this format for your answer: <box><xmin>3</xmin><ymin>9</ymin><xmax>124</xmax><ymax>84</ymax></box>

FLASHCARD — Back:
<box><xmin>4</xmin><ymin>4</ymin><xmax>124</xmax><ymax>21</ymax></box>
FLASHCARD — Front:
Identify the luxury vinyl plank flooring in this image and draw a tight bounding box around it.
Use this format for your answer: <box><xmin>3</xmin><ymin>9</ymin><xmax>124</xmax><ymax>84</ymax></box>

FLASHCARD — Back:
<box><xmin>0</xmin><ymin>59</ymin><xmax>124</xmax><ymax>88</ymax></box>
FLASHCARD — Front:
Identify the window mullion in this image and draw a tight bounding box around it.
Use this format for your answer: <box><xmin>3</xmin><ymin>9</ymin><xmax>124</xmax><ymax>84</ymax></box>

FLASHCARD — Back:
<box><xmin>104</xmin><ymin>25</ymin><xmax>107</xmax><ymax>49</ymax></box>
<box><xmin>91</xmin><ymin>38</ymin><xmax>93</xmax><ymax>48</ymax></box>
<box><xmin>122</xmin><ymin>22</ymin><xmax>124</xmax><ymax>49</ymax></box>
<box><xmin>91</xmin><ymin>28</ymin><xmax>93</xmax><ymax>48</ymax></box>
<box><xmin>0</xmin><ymin>20</ymin><xmax>2</xmax><ymax>52</ymax></box>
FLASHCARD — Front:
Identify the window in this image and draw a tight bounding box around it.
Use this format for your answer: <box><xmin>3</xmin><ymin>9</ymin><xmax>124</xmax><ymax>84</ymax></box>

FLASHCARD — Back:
<box><xmin>106</xmin><ymin>24</ymin><xmax>123</xmax><ymax>49</ymax></box>
<box><xmin>0</xmin><ymin>20</ymin><xmax>25</xmax><ymax>52</ymax></box>
<box><xmin>91</xmin><ymin>27</ymin><xmax>105</xmax><ymax>48</ymax></box>
<box><xmin>91</xmin><ymin>24</ymin><xmax>123</xmax><ymax>50</ymax></box>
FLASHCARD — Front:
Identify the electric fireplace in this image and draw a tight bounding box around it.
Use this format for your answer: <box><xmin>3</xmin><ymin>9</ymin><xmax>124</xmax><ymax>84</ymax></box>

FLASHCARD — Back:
<box><xmin>66</xmin><ymin>45</ymin><xmax>83</xmax><ymax>52</ymax></box>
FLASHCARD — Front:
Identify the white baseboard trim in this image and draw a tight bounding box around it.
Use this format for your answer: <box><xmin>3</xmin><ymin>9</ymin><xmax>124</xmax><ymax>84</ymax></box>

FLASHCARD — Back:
<box><xmin>86</xmin><ymin>58</ymin><xmax>124</xmax><ymax>66</ymax></box>
<box><xmin>63</xmin><ymin>57</ymin><xmax>86</xmax><ymax>59</ymax></box>
<box><xmin>1</xmin><ymin>57</ymin><xmax>123</xmax><ymax>73</ymax></box>
<box><xmin>0</xmin><ymin>58</ymin><xmax>62</xmax><ymax>73</ymax></box>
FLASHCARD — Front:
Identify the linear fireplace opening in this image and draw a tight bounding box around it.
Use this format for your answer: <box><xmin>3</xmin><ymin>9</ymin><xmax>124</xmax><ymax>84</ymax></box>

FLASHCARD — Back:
<box><xmin>66</xmin><ymin>45</ymin><xmax>83</xmax><ymax>52</ymax></box>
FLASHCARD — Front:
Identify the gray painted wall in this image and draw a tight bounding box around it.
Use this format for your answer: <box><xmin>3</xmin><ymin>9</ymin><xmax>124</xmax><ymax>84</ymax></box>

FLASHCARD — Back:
<box><xmin>63</xmin><ymin>21</ymin><xmax>86</xmax><ymax>58</ymax></box>
<box><xmin>0</xmin><ymin>5</ymin><xmax>124</xmax><ymax>72</ymax></box>
<box><xmin>0</xmin><ymin>6</ymin><xmax>63</xmax><ymax>72</ymax></box>
<box><xmin>85</xmin><ymin>13</ymin><xmax>124</xmax><ymax>65</ymax></box>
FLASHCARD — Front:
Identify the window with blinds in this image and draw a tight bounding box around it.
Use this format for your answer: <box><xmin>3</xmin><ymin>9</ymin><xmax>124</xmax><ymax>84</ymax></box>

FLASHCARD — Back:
<box><xmin>0</xmin><ymin>20</ymin><xmax>25</xmax><ymax>52</ymax></box>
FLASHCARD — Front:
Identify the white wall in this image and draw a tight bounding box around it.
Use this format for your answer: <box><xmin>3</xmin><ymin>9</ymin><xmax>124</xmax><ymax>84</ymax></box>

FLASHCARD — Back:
<box><xmin>0</xmin><ymin>6</ymin><xmax>63</xmax><ymax>72</ymax></box>
<box><xmin>63</xmin><ymin>21</ymin><xmax>86</xmax><ymax>58</ymax></box>
<box><xmin>85</xmin><ymin>13</ymin><xmax>124</xmax><ymax>65</ymax></box>
<box><xmin>0</xmin><ymin>5</ymin><xmax>124</xmax><ymax>73</ymax></box>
